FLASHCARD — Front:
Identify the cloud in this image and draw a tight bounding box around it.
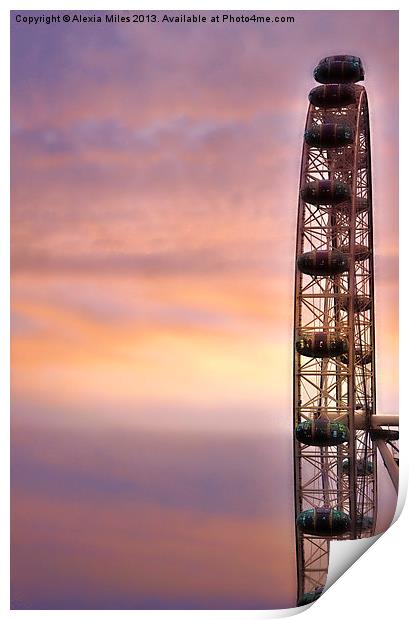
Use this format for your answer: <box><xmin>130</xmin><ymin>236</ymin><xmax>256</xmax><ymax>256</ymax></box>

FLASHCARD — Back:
<box><xmin>12</xmin><ymin>426</ymin><xmax>293</xmax><ymax>518</ymax></box>
<box><xmin>11</xmin><ymin>427</ymin><xmax>296</xmax><ymax>609</ymax></box>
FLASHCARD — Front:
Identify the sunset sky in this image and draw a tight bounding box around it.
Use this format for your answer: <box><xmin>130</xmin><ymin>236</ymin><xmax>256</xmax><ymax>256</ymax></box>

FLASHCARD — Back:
<box><xmin>11</xmin><ymin>10</ymin><xmax>398</xmax><ymax>609</ymax></box>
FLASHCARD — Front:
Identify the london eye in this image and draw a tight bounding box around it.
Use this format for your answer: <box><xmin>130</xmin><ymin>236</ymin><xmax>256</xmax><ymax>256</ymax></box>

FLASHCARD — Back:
<box><xmin>293</xmin><ymin>55</ymin><xmax>399</xmax><ymax>606</ymax></box>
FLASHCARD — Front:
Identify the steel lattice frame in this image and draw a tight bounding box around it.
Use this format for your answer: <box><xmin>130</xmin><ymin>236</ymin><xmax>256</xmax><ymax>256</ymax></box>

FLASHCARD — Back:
<box><xmin>293</xmin><ymin>85</ymin><xmax>377</xmax><ymax>601</ymax></box>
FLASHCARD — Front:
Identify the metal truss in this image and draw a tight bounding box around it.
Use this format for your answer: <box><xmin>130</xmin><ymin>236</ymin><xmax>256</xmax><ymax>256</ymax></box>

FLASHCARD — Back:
<box><xmin>293</xmin><ymin>85</ymin><xmax>378</xmax><ymax>601</ymax></box>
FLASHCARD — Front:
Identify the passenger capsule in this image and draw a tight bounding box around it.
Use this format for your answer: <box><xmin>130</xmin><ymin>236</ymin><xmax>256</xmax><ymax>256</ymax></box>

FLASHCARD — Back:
<box><xmin>339</xmin><ymin>244</ymin><xmax>370</xmax><ymax>261</ymax></box>
<box><xmin>355</xmin><ymin>402</ymin><xmax>373</xmax><ymax>416</ymax></box>
<box><xmin>297</xmin><ymin>250</ymin><xmax>349</xmax><ymax>276</ymax></box>
<box><xmin>357</xmin><ymin>152</ymin><xmax>368</xmax><ymax>169</ymax></box>
<box><xmin>305</xmin><ymin>123</ymin><xmax>354</xmax><ymax>149</ymax></box>
<box><xmin>319</xmin><ymin>54</ymin><xmax>363</xmax><ymax>64</ymax></box>
<box><xmin>298</xmin><ymin>588</ymin><xmax>324</xmax><ymax>607</ymax></box>
<box><xmin>356</xmin><ymin>197</ymin><xmax>369</xmax><ymax>210</ymax></box>
<box><xmin>356</xmin><ymin>516</ymin><xmax>373</xmax><ymax>531</ymax></box>
<box><xmin>309</xmin><ymin>84</ymin><xmax>356</xmax><ymax>108</ymax></box>
<box><xmin>301</xmin><ymin>180</ymin><xmax>351</xmax><ymax>205</ymax></box>
<box><xmin>370</xmin><ymin>428</ymin><xmax>399</xmax><ymax>441</ymax></box>
<box><xmin>335</xmin><ymin>197</ymin><xmax>368</xmax><ymax>212</ymax></box>
<box><xmin>296</xmin><ymin>419</ymin><xmax>349</xmax><ymax>446</ymax></box>
<box><xmin>341</xmin><ymin>349</ymin><xmax>372</xmax><ymax>366</ymax></box>
<box><xmin>314</xmin><ymin>55</ymin><xmax>364</xmax><ymax>84</ymax></box>
<box><xmin>342</xmin><ymin>458</ymin><xmax>374</xmax><ymax>476</ymax></box>
<box><xmin>339</xmin><ymin>295</ymin><xmax>371</xmax><ymax>312</ymax></box>
<box><xmin>296</xmin><ymin>331</ymin><xmax>348</xmax><ymax>358</ymax></box>
<box><xmin>297</xmin><ymin>507</ymin><xmax>351</xmax><ymax>536</ymax></box>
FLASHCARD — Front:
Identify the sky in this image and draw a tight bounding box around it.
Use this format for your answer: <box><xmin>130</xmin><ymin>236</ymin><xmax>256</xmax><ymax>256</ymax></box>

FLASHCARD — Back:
<box><xmin>11</xmin><ymin>10</ymin><xmax>398</xmax><ymax>610</ymax></box>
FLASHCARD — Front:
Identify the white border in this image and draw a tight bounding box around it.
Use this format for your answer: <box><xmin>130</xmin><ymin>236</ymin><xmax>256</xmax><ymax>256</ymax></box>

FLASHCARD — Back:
<box><xmin>3</xmin><ymin>3</ymin><xmax>405</xmax><ymax>618</ymax></box>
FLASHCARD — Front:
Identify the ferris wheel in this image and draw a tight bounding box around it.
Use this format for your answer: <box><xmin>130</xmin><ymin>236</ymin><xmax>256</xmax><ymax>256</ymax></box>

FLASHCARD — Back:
<box><xmin>293</xmin><ymin>55</ymin><xmax>399</xmax><ymax>606</ymax></box>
